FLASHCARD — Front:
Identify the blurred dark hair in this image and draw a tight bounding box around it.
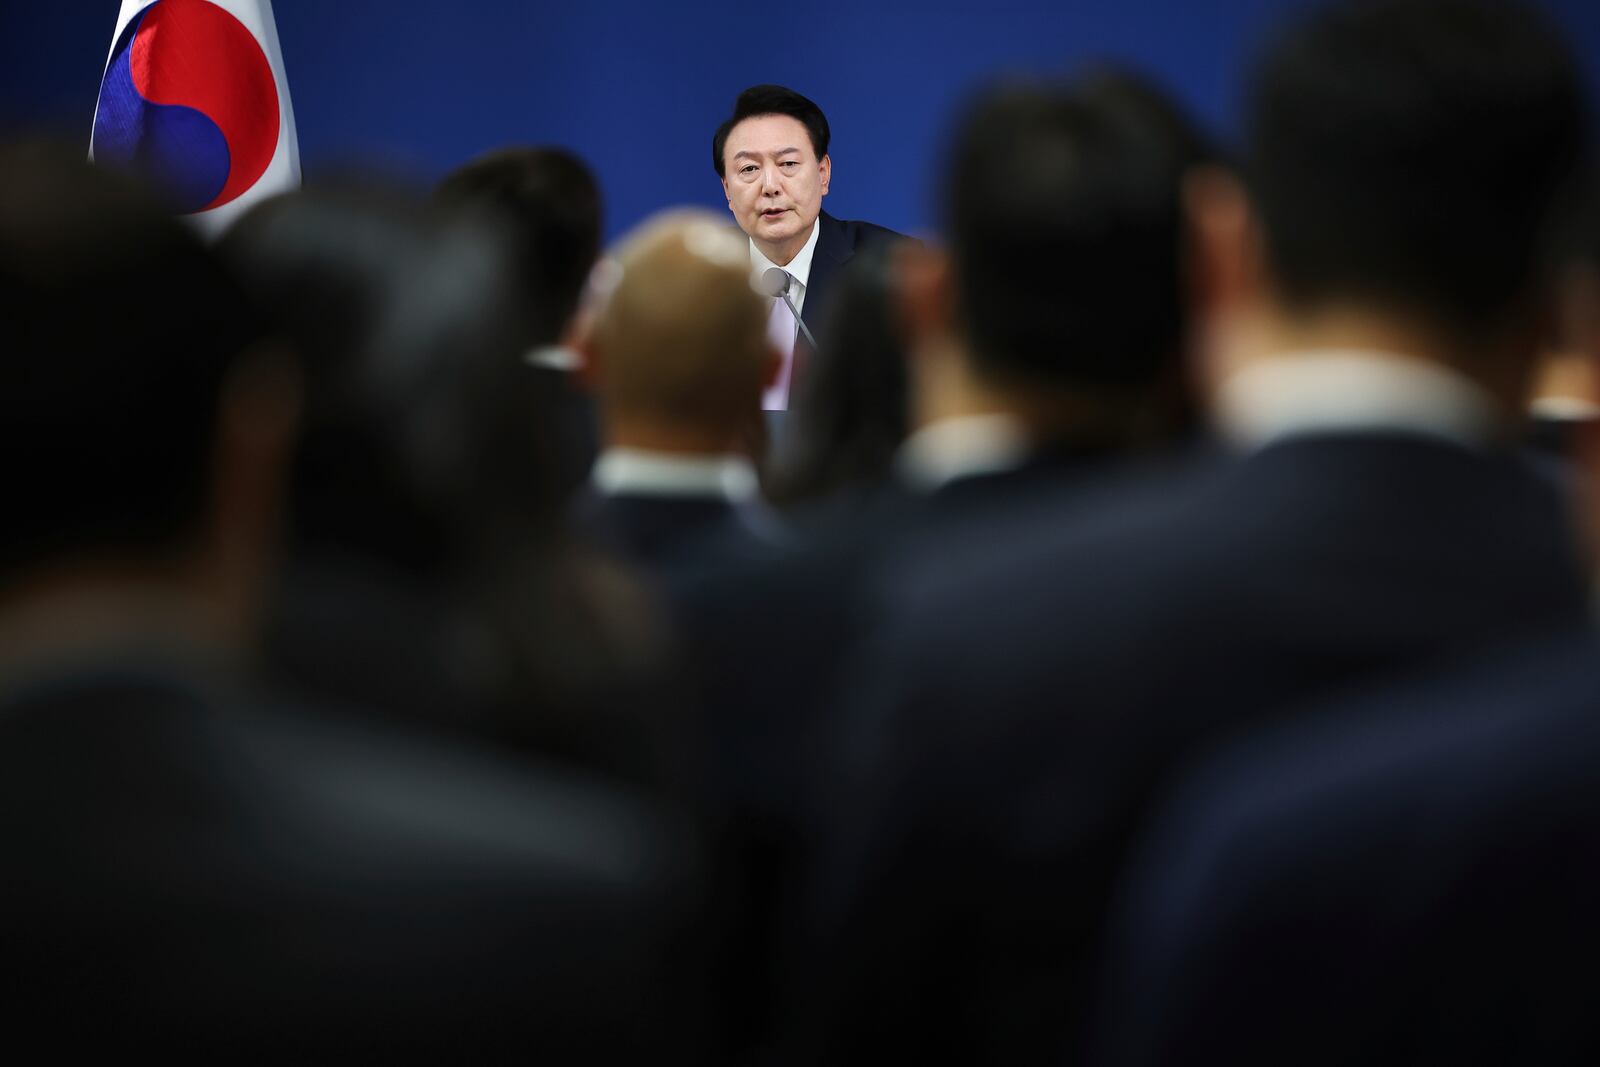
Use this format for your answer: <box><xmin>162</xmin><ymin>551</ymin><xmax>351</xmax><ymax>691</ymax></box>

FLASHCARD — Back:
<box><xmin>434</xmin><ymin>146</ymin><xmax>602</xmax><ymax>348</ymax></box>
<box><xmin>712</xmin><ymin>84</ymin><xmax>831</xmax><ymax>177</ymax></box>
<box><xmin>219</xmin><ymin>186</ymin><xmax>673</xmax><ymax>782</ymax></box>
<box><xmin>1244</xmin><ymin>0</ymin><xmax>1590</xmax><ymax>339</ymax></box>
<box><xmin>765</xmin><ymin>239</ymin><xmax>911</xmax><ymax>506</ymax></box>
<box><xmin>0</xmin><ymin>142</ymin><xmax>257</xmax><ymax>579</ymax></box>
<box><xmin>944</xmin><ymin>68</ymin><xmax>1212</xmax><ymax>392</ymax></box>
<box><xmin>220</xmin><ymin>184</ymin><xmax>555</xmax><ymax>570</ymax></box>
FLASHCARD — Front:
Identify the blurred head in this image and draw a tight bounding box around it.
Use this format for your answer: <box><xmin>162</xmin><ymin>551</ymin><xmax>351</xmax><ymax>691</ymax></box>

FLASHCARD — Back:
<box><xmin>766</xmin><ymin>238</ymin><xmax>911</xmax><ymax>506</ymax></box>
<box><xmin>714</xmin><ymin>85</ymin><xmax>833</xmax><ymax>264</ymax></box>
<box><xmin>902</xmin><ymin>69</ymin><xmax>1211</xmax><ymax>438</ymax></box>
<box><xmin>0</xmin><ymin>143</ymin><xmax>285</xmax><ymax>596</ymax></box>
<box><xmin>585</xmin><ymin>209</ymin><xmax>777</xmax><ymax>451</ymax></box>
<box><xmin>1227</xmin><ymin>0</ymin><xmax>1589</xmax><ymax>368</ymax></box>
<box><xmin>219</xmin><ymin>185</ymin><xmax>553</xmax><ymax>570</ymax></box>
<box><xmin>434</xmin><ymin>146</ymin><xmax>602</xmax><ymax>349</ymax></box>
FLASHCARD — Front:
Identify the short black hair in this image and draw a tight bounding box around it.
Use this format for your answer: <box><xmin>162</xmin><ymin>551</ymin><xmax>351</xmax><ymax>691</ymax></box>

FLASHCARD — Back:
<box><xmin>1245</xmin><ymin>0</ymin><xmax>1590</xmax><ymax>339</ymax></box>
<box><xmin>435</xmin><ymin>147</ymin><xmax>602</xmax><ymax>347</ymax></box>
<box><xmin>0</xmin><ymin>143</ymin><xmax>256</xmax><ymax>577</ymax></box>
<box><xmin>944</xmin><ymin>71</ymin><xmax>1212</xmax><ymax>390</ymax></box>
<box><xmin>712</xmin><ymin>85</ymin><xmax>831</xmax><ymax>177</ymax></box>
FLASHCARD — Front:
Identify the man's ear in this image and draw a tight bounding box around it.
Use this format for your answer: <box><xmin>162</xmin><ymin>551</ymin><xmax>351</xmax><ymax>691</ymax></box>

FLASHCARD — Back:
<box><xmin>1184</xmin><ymin>164</ymin><xmax>1263</xmax><ymax>318</ymax></box>
<box><xmin>892</xmin><ymin>239</ymin><xmax>953</xmax><ymax>356</ymax></box>
<box><xmin>818</xmin><ymin>153</ymin><xmax>831</xmax><ymax>197</ymax></box>
<box><xmin>720</xmin><ymin>173</ymin><xmax>733</xmax><ymax>210</ymax></box>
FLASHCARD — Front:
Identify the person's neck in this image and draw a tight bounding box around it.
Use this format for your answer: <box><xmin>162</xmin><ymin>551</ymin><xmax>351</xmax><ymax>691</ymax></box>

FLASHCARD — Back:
<box><xmin>605</xmin><ymin>416</ymin><xmax>744</xmax><ymax>458</ymax></box>
<box><xmin>755</xmin><ymin>229</ymin><xmax>809</xmax><ymax>268</ymax></box>
<box><xmin>1240</xmin><ymin>301</ymin><xmax>1535</xmax><ymax>419</ymax></box>
<box><xmin>910</xmin><ymin>341</ymin><xmax>1163</xmax><ymax>448</ymax></box>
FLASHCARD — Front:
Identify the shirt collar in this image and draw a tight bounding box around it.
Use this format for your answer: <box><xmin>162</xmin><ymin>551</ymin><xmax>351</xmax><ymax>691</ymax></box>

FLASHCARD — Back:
<box><xmin>524</xmin><ymin>345</ymin><xmax>581</xmax><ymax>372</ymax></box>
<box><xmin>749</xmin><ymin>217</ymin><xmax>822</xmax><ymax>292</ymax></box>
<box><xmin>894</xmin><ymin>414</ymin><xmax>1033</xmax><ymax>493</ymax></box>
<box><xmin>591</xmin><ymin>447</ymin><xmax>759</xmax><ymax>502</ymax></box>
<box><xmin>1215</xmin><ymin>350</ymin><xmax>1502</xmax><ymax>450</ymax></box>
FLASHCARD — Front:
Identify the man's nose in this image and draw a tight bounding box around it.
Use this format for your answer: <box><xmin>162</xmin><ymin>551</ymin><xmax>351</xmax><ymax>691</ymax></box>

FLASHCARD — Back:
<box><xmin>761</xmin><ymin>164</ymin><xmax>782</xmax><ymax>194</ymax></box>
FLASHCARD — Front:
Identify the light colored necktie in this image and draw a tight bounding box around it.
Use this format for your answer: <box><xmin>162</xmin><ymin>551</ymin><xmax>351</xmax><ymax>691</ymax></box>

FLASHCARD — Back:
<box><xmin>764</xmin><ymin>273</ymin><xmax>798</xmax><ymax>411</ymax></box>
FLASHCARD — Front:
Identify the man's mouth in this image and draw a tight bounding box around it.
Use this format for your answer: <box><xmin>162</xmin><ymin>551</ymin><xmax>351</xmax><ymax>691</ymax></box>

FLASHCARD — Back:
<box><xmin>761</xmin><ymin>208</ymin><xmax>788</xmax><ymax>219</ymax></box>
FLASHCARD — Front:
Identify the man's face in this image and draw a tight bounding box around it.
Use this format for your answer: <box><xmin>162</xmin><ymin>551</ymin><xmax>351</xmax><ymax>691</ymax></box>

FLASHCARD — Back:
<box><xmin>720</xmin><ymin>113</ymin><xmax>831</xmax><ymax>260</ymax></box>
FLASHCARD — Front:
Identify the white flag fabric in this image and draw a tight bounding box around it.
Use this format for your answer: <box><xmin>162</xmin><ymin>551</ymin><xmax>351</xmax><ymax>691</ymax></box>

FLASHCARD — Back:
<box><xmin>90</xmin><ymin>0</ymin><xmax>300</xmax><ymax>237</ymax></box>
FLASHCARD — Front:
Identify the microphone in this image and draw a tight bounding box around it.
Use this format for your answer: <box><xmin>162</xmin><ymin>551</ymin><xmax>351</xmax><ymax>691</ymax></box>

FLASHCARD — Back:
<box><xmin>759</xmin><ymin>267</ymin><xmax>818</xmax><ymax>350</ymax></box>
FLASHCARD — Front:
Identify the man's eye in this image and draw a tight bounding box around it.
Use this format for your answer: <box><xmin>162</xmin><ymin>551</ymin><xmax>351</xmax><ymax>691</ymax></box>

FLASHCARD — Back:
<box><xmin>741</xmin><ymin>166</ymin><xmax>758</xmax><ymax>175</ymax></box>
<box><xmin>780</xmin><ymin>161</ymin><xmax>799</xmax><ymax>168</ymax></box>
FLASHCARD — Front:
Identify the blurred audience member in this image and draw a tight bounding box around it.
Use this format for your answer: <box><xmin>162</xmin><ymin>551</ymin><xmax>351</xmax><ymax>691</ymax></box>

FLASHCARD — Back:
<box><xmin>0</xmin><ymin>145</ymin><xmax>701</xmax><ymax>1056</ymax></box>
<box><xmin>763</xmin><ymin>238</ymin><xmax>911</xmax><ymax>511</ymax></box>
<box><xmin>804</xmin><ymin>2</ymin><xmax>1593</xmax><ymax>1062</ymax></box>
<box><xmin>885</xmin><ymin>68</ymin><xmax>1207</xmax><ymax>507</ymax></box>
<box><xmin>220</xmin><ymin>185</ymin><xmax>681</xmax><ymax>790</ymax></box>
<box><xmin>573</xmin><ymin>208</ymin><xmax>789</xmax><ymax>582</ymax></box>
<box><xmin>435</xmin><ymin>146</ymin><xmax>605</xmax><ymax>496</ymax></box>
<box><xmin>1091</xmin><ymin>179</ymin><xmax>1600</xmax><ymax>1067</ymax></box>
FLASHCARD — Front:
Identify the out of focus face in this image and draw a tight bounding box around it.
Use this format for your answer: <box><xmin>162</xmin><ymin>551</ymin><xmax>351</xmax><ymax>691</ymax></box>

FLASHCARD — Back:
<box><xmin>720</xmin><ymin>113</ymin><xmax>830</xmax><ymax>265</ymax></box>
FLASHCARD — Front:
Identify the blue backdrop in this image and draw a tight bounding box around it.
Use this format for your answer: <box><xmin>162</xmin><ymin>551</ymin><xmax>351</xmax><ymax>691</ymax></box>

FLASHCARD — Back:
<box><xmin>4</xmin><ymin>1</ymin><xmax>1599</xmax><ymax>240</ymax></box>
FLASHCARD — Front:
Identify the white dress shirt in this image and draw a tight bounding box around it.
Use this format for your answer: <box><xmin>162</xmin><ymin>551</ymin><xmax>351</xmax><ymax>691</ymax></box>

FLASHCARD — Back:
<box><xmin>750</xmin><ymin>219</ymin><xmax>821</xmax><ymax>410</ymax></box>
<box><xmin>1215</xmin><ymin>350</ymin><xmax>1501</xmax><ymax>450</ymax></box>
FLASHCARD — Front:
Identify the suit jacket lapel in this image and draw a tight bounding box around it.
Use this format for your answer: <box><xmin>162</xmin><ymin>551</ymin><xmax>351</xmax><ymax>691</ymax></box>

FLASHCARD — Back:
<box><xmin>801</xmin><ymin>211</ymin><xmax>852</xmax><ymax>337</ymax></box>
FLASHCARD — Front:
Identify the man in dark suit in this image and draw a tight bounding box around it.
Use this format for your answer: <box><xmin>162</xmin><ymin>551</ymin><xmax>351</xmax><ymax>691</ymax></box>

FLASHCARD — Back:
<box><xmin>572</xmin><ymin>208</ymin><xmax>790</xmax><ymax>583</ymax></box>
<box><xmin>802</xmin><ymin>2</ymin><xmax>1594</xmax><ymax>1062</ymax></box>
<box><xmin>1096</xmin><ymin>138</ymin><xmax>1600</xmax><ymax>1067</ymax></box>
<box><xmin>0</xmin><ymin>145</ymin><xmax>704</xmax><ymax>1057</ymax></box>
<box><xmin>711</xmin><ymin>84</ymin><xmax>906</xmax><ymax>413</ymax></box>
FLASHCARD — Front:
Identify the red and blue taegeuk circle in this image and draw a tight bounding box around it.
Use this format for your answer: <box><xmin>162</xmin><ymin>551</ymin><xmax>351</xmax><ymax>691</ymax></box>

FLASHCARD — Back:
<box><xmin>92</xmin><ymin>0</ymin><xmax>280</xmax><ymax>214</ymax></box>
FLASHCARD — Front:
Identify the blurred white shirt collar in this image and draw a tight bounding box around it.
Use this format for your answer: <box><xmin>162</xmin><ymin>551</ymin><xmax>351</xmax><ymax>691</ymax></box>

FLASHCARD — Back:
<box><xmin>895</xmin><ymin>414</ymin><xmax>1032</xmax><ymax>493</ymax></box>
<box><xmin>592</xmin><ymin>448</ymin><xmax>758</xmax><ymax>501</ymax></box>
<box><xmin>1216</xmin><ymin>350</ymin><xmax>1500</xmax><ymax>450</ymax></box>
<box><xmin>524</xmin><ymin>345</ymin><xmax>581</xmax><ymax>372</ymax></box>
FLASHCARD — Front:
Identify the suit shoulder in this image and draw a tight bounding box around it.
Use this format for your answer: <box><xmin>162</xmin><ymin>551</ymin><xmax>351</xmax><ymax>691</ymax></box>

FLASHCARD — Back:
<box><xmin>820</xmin><ymin>211</ymin><xmax>914</xmax><ymax>250</ymax></box>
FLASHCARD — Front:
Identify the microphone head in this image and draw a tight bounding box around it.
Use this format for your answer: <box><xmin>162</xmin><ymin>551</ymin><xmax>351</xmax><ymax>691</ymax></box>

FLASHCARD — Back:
<box><xmin>758</xmin><ymin>267</ymin><xmax>791</xmax><ymax>298</ymax></box>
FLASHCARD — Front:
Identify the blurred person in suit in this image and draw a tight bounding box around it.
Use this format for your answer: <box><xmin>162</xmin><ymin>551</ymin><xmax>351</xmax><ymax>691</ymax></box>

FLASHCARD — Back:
<box><xmin>572</xmin><ymin>208</ymin><xmax>791</xmax><ymax>584</ymax></box>
<box><xmin>435</xmin><ymin>146</ymin><xmax>604</xmax><ymax>498</ymax></box>
<box><xmin>803</xmin><ymin>2</ymin><xmax>1593</xmax><ymax>1062</ymax></box>
<box><xmin>0</xmin><ymin>145</ymin><xmax>704</xmax><ymax>1057</ymax></box>
<box><xmin>1093</xmin><ymin>166</ymin><xmax>1600</xmax><ymax>1067</ymax></box>
<box><xmin>220</xmin><ymin>184</ymin><xmax>685</xmax><ymax>792</ymax></box>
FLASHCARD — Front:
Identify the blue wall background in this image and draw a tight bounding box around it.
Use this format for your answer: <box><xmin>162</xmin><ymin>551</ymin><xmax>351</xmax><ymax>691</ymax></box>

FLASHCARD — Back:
<box><xmin>4</xmin><ymin>1</ymin><xmax>1599</xmax><ymax>240</ymax></box>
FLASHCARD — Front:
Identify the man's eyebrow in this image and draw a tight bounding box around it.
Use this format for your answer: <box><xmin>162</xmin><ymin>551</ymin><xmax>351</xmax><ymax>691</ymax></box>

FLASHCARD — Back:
<box><xmin>732</xmin><ymin>147</ymin><xmax>803</xmax><ymax>161</ymax></box>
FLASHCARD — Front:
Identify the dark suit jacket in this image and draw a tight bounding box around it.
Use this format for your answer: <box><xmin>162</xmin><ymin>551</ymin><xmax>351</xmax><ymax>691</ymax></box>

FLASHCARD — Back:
<box><xmin>798</xmin><ymin>210</ymin><xmax>907</xmax><ymax>346</ymax></box>
<box><xmin>571</xmin><ymin>487</ymin><xmax>790</xmax><ymax>589</ymax></box>
<box><xmin>674</xmin><ymin>442</ymin><xmax>1152</xmax><ymax>1060</ymax></box>
<box><xmin>0</xmin><ymin>652</ymin><xmax>705</xmax><ymax>1058</ymax></box>
<box><xmin>800</xmin><ymin>432</ymin><xmax>1591</xmax><ymax>1064</ymax></box>
<box><xmin>1097</xmin><ymin>630</ymin><xmax>1600</xmax><ymax>1066</ymax></box>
